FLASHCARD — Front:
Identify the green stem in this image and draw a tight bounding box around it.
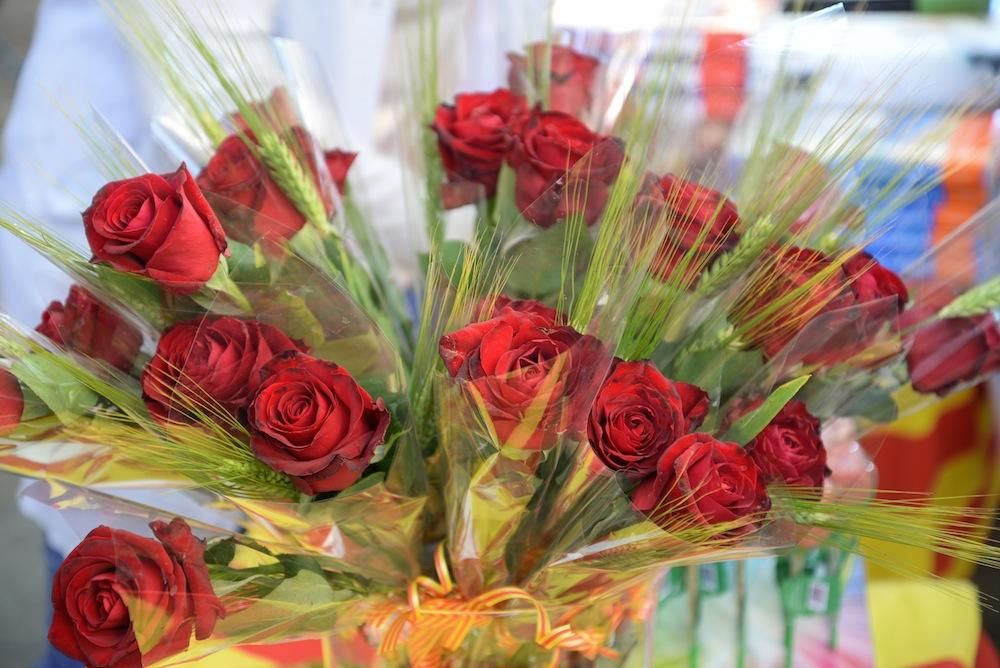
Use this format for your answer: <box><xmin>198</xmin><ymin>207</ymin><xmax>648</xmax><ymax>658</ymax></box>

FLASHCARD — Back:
<box><xmin>688</xmin><ymin>566</ymin><xmax>701</xmax><ymax>668</ymax></box>
<box><xmin>736</xmin><ymin>561</ymin><xmax>747</xmax><ymax>668</ymax></box>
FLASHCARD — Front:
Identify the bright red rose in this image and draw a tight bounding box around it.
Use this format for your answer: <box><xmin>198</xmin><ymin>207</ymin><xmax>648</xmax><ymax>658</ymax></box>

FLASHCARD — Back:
<box><xmin>637</xmin><ymin>174</ymin><xmax>741</xmax><ymax>283</ymax></box>
<box><xmin>432</xmin><ymin>89</ymin><xmax>526</xmax><ymax>206</ymax></box>
<box><xmin>588</xmin><ymin>360</ymin><xmax>709</xmax><ymax>478</ymax></box>
<box><xmin>632</xmin><ymin>432</ymin><xmax>770</xmax><ymax>534</ymax></box>
<box><xmin>247</xmin><ymin>351</ymin><xmax>390</xmax><ymax>495</ymax></box>
<box><xmin>440</xmin><ymin>309</ymin><xmax>603</xmax><ymax>450</ymax></box>
<box><xmin>733</xmin><ymin>246</ymin><xmax>853</xmax><ymax>360</ymax></box>
<box><xmin>36</xmin><ymin>285</ymin><xmax>142</xmax><ymax>373</ymax></box>
<box><xmin>903</xmin><ymin>303</ymin><xmax>1000</xmax><ymax>396</ymax></box>
<box><xmin>508</xmin><ymin>43</ymin><xmax>600</xmax><ymax>117</ymax></box>
<box><xmin>745</xmin><ymin>399</ymin><xmax>827</xmax><ymax>488</ymax></box>
<box><xmin>0</xmin><ymin>368</ymin><xmax>23</xmax><ymax>435</ymax></box>
<box><xmin>508</xmin><ymin>110</ymin><xmax>623</xmax><ymax>228</ymax></box>
<box><xmin>142</xmin><ymin>316</ymin><xmax>305</xmax><ymax>423</ymax></box>
<box><xmin>84</xmin><ymin>165</ymin><xmax>227</xmax><ymax>295</ymax></box>
<box><xmin>475</xmin><ymin>295</ymin><xmax>559</xmax><ymax>324</ymax></box>
<box><xmin>48</xmin><ymin>518</ymin><xmax>223</xmax><ymax>668</ymax></box>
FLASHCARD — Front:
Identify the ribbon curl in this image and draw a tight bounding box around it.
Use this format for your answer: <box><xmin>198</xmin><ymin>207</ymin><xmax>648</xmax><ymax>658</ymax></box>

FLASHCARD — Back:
<box><xmin>368</xmin><ymin>544</ymin><xmax>618</xmax><ymax>667</ymax></box>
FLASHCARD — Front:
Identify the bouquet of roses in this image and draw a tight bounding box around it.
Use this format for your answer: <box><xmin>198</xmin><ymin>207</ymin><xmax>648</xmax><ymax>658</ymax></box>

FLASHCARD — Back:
<box><xmin>0</xmin><ymin>2</ymin><xmax>997</xmax><ymax>666</ymax></box>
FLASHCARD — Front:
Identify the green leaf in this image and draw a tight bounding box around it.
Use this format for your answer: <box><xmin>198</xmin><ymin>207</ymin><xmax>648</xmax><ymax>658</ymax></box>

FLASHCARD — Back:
<box><xmin>505</xmin><ymin>219</ymin><xmax>593</xmax><ymax>297</ymax></box>
<box><xmin>11</xmin><ymin>354</ymin><xmax>100</xmax><ymax>423</ymax></box>
<box><xmin>671</xmin><ymin>349</ymin><xmax>724</xmax><ymax>403</ymax></box>
<box><xmin>261</xmin><ymin>292</ymin><xmax>325</xmax><ymax>350</ymax></box>
<box><xmin>313</xmin><ymin>331</ymin><xmax>383</xmax><ymax>377</ymax></box>
<box><xmin>723</xmin><ymin>375</ymin><xmax>811</xmax><ymax>445</ymax></box>
<box><xmin>225</xmin><ymin>240</ymin><xmax>270</xmax><ymax>285</ymax></box>
<box><xmin>203</xmin><ymin>538</ymin><xmax>237</xmax><ymax>567</ymax></box>
<box><xmin>93</xmin><ymin>266</ymin><xmax>167</xmax><ymax>330</ymax></box>
<box><xmin>197</xmin><ymin>257</ymin><xmax>252</xmax><ymax>314</ymax></box>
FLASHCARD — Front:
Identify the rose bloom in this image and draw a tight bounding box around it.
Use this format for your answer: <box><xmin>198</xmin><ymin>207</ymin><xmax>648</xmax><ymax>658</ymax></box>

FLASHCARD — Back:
<box><xmin>903</xmin><ymin>303</ymin><xmax>1000</xmax><ymax>396</ymax></box>
<box><xmin>0</xmin><ymin>367</ymin><xmax>22</xmax><ymax>435</ymax></box>
<box><xmin>432</xmin><ymin>88</ymin><xmax>526</xmax><ymax>206</ymax></box>
<box><xmin>632</xmin><ymin>432</ymin><xmax>770</xmax><ymax>534</ymax></box>
<box><xmin>508</xmin><ymin>43</ymin><xmax>600</xmax><ymax>117</ymax></box>
<box><xmin>637</xmin><ymin>174</ymin><xmax>741</xmax><ymax>283</ymax></box>
<box><xmin>142</xmin><ymin>316</ymin><xmax>305</xmax><ymax>423</ymax></box>
<box><xmin>48</xmin><ymin>518</ymin><xmax>223</xmax><ymax>668</ymax></box>
<box><xmin>508</xmin><ymin>110</ymin><xmax>624</xmax><ymax>228</ymax></box>
<box><xmin>36</xmin><ymin>285</ymin><xmax>142</xmax><ymax>373</ymax></box>
<box><xmin>440</xmin><ymin>309</ymin><xmax>602</xmax><ymax>450</ymax></box>
<box><xmin>745</xmin><ymin>399</ymin><xmax>827</xmax><ymax>488</ymax></box>
<box><xmin>588</xmin><ymin>359</ymin><xmax>709</xmax><ymax>478</ymax></box>
<box><xmin>198</xmin><ymin>132</ymin><xmax>356</xmax><ymax>245</ymax></box>
<box><xmin>733</xmin><ymin>246</ymin><xmax>853</xmax><ymax>360</ymax></box>
<box><xmin>247</xmin><ymin>351</ymin><xmax>390</xmax><ymax>495</ymax></box>
<box><xmin>474</xmin><ymin>295</ymin><xmax>559</xmax><ymax>324</ymax></box>
<box><xmin>84</xmin><ymin>164</ymin><xmax>227</xmax><ymax>295</ymax></box>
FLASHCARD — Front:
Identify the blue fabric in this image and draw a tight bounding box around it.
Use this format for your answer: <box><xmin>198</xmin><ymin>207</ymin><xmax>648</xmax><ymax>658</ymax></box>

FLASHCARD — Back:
<box><xmin>38</xmin><ymin>543</ymin><xmax>81</xmax><ymax>668</ymax></box>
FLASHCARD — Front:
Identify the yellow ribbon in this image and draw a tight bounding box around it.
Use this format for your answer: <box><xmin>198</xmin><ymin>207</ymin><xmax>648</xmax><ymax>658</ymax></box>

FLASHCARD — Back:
<box><xmin>368</xmin><ymin>545</ymin><xmax>618</xmax><ymax>668</ymax></box>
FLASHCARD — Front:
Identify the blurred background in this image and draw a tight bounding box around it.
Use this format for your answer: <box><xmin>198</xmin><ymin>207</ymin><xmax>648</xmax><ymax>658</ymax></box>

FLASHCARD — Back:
<box><xmin>0</xmin><ymin>0</ymin><xmax>998</xmax><ymax>666</ymax></box>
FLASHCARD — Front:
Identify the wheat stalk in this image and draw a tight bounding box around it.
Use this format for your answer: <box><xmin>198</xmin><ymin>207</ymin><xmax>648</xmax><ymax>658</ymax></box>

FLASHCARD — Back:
<box><xmin>696</xmin><ymin>217</ymin><xmax>775</xmax><ymax>298</ymax></box>
<box><xmin>256</xmin><ymin>132</ymin><xmax>331</xmax><ymax>233</ymax></box>
<box><xmin>939</xmin><ymin>275</ymin><xmax>1000</xmax><ymax>319</ymax></box>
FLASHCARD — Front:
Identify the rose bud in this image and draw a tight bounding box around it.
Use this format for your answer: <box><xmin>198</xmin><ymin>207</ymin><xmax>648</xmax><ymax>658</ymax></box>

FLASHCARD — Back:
<box><xmin>637</xmin><ymin>174</ymin><xmax>741</xmax><ymax>284</ymax></box>
<box><xmin>903</xmin><ymin>303</ymin><xmax>1000</xmax><ymax>396</ymax></box>
<box><xmin>632</xmin><ymin>432</ymin><xmax>770</xmax><ymax>534</ymax></box>
<box><xmin>432</xmin><ymin>89</ymin><xmax>527</xmax><ymax>207</ymax></box>
<box><xmin>36</xmin><ymin>285</ymin><xmax>142</xmax><ymax>373</ymax></box>
<box><xmin>0</xmin><ymin>367</ymin><xmax>23</xmax><ymax>435</ymax></box>
<box><xmin>324</xmin><ymin>149</ymin><xmax>357</xmax><ymax>194</ymax></box>
<box><xmin>508</xmin><ymin>43</ymin><xmax>600</xmax><ymax>117</ymax></box>
<box><xmin>84</xmin><ymin>164</ymin><xmax>228</xmax><ymax>295</ymax></box>
<box><xmin>588</xmin><ymin>360</ymin><xmax>709</xmax><ymax>478</ymax></box>
<box><xmin>733</xmin><ymin>246</ymin><xmax>853</xmax><ymax>360</ymax></box>
<box><xmin>745</xmin><ymin>400</ymin><xmax>827</xmax><ymax>488</ymax></box>
<box><xmin>440</xmin><ymin>309</ymin><xmax>602</xmax><ymax>450</ymax></box>
<box><xmin>247</xmin><ymin>351</ymin><xmax>390</xmax><ymax>495</ymax></box>
<box><xmin>474</xmin><ymin>294</ymin><xmax>559</xmax><ymax>324</ymax></box>
<box><xmin>507</xmin><ymin>110</ymin><xmax>624</xmax><ymax>228</ymax></box>
<box><xmin>48</xmin><ymin>518</ymin><xmax>224</xmax><ymax>668</ymax></box>
<box><xmin>142</xmin><ymin>316</ymin><xmax>306</xmax><ymax>423</ymax></box>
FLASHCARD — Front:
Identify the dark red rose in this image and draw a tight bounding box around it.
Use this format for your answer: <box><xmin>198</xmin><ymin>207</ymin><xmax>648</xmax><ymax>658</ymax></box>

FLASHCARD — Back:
<box><xmin>475</xmin><ymin>295</ymin><xmax>559</xmax><ymax>324</ymax></box>
<box><xmin>432</xmin><ymin>89</ymin><xmax>527</xmax><ymax>206</ymax></box>
<box><xmin>745</xmin><ymin>399</ymin><xmax>826</xmax><ymax>488</ymax></box>
<box><xmin>638</xmin><ymin>174</ymin><xmax>741</xmax><ymax>283</ymax></box>
<box><xmin>324</xmin><ymin>149</ymin><xmax>357</xmax><ymax>194</ymax></box>
<box><xmin>48</xmin><ymin>518</ymin><xmax>223</xmax><ymax>668</ymax></box>
<box><xmin>903</xmin><ymin>303</ymin><xmax>1000</xmax><ymax>396</ymax></box>
<box><xmin>508</xmin><ymin>43</ymin><xmax>600</xmax><ymax>117</ymax></box>
<box><xmin>142</xmin><ymin>317</ymin><xmax>305</xmax><ymax>423</ymax></box>
<box><xmin>247</xmin><ymin>351</ymin><xmax>390</xmax><ymax>495</ymax></box>
<box><xmin>0</xmin><ymin>368</ymin><xmax>23</xmax><ymax>435</ymax></box>
<box><xmin>36</xmin><ymin>285</ymin><xmax>142</xmax><ymax>373</ymax></box>
<box><xmin>508</xmin><ymin>110</ymin><xmax>623</xmax><ymax>228</ymax></box>
<box><xmin>440</xmin><ymin>309</ymin><xmax>603</xmax><ymax>450</ymax></box>
<box><xmin>632</xmin><ymin>432</ymin><xmax>770</xmax><ymax>534</ymax></box>
<box><xmin>733</xmin><ymin>246</ymin><xmax>853</xmax><ymax>360</ymax></box>
<box><xmin>84</xmin><ymin>164</ymin><xmax>227</xmax><ymax>295</ymax></box>
<box><xmin>588</xmin><ymin>359</ymin><xmax>709</xmax><ymax>478</ymax></box>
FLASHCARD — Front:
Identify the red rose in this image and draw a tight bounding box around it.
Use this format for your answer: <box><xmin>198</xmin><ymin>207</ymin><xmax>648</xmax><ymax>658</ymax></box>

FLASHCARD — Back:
<box><xmin>36</xmin><ymin>285</ymin><xmax>142</xmax><ymax>373</ymax></box>
<box><xmin>247</xmin><ymin>351</ymin><xmax>389</xmax><ymax>495</ymax></box>
<box><xmin>588</xmin><ymin>360</ymin><xmax>709</xmax><ymax>478</ymax></box>
<box><xmin>142</xmin><ymin>316</ymin><xmax>305</xmax><ymax>423</ymax></box>
<box><xmin>432</xmin><ymin>89</ymin><xmax>526</xmax><ymax>206</ymax></box>
<box><xmin>903</xmin><ymin>304</ymin><xmax>1000</xmax><ymax>396</ymax></box>
<box><xmin>638</xmin><ymin>174</ymin><xmax>741</xmax><ymax>283</ymax></box>
<box><xmin>48</xmin><ymin>518</ymin><xmax>223</xmax><ymax>668</ymax></box>
<box><xmin>632</xmin><ymin>433</ymin><xmax>770</xmax><ymax>534</ymax></box>
<box><xmin>508</xmin><ymin>110</ymin><xmax>623</xmax><ymax>228</ymax></box>
<box><xmin>475</xmin><ymin>295</ymin><xmax>559</xmax><ymax>324</ymax></box>
<box><xmin>440</xmin><ymin>309</ymin><xmax>602</xmax><ymax>450</ymax></box>
<box><xmin>745</xmin><ymin>400</ymin><xmax>826</xmax><ymax>488</ymax></box>
<box><xmin>508</xmin><ymin>43</ymin><xmax>600</xmax><ymax>117</ymax></box>
<box><xmin>324</xmin><ymin>149</ymin><xmax>357</xmax><ymax>194</ymax></box>
<box><xmin>198</xmin><ymin>132</ymin><xmax>356</xmax><ymax>246</ymax></box>
<box><xmin>733</xmin><ymin>246</ymin><xmax>853</xmax><ymax>359</ymax></box>
<box><xmin>0</xmin><ymin>368</ymin><xmax>23</xmax><ymax>435</ymax></box>
<box><xmin>84</xmin><ymin>164</ymin><xmax>227</xmax><ymax>295</ymax></box>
